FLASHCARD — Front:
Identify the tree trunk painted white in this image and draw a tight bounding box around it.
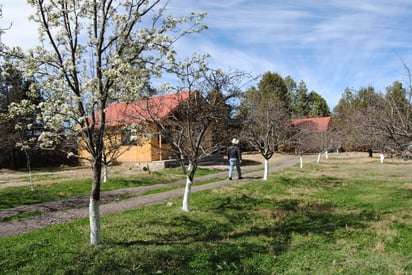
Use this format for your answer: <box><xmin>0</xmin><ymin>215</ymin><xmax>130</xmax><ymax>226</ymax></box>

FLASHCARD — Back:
<box><xmin>325</xmin><ymin>150</ymin><xmax>329</xmax><ymax>159</ymax></box>
<box><xmin>300</xmin><ymin>156</ymin><xmax>303</xmax><ymax>169</ymax></box>
<box><xmin>28</xmin><ymin>167</ymin><xmax>34</xmax><ymax>192</ymax></box>
<box><xmin>182</xmin><ymin>176</ymin><xmax>192</xmax><ymax>212</ymax></box>
<box><xmin>380</xmin><ymin>153</ymin><xmax>385</xmax><ymax>163</ymax></box>
<box><xmin>24</xmin><ymin>149</ymin><xmax>34</xmax><ymax>191</ymax></box>
<box><xmin>103</xmin><ymin>164</ymin><xmax>108</xmax><ymax>183</ymax></box>
<box><xmin>263</xmin><ymin>159</ymin><xmax>269</xmax><ymax>180</ymax></box>
<box><xmin>89</xmin><ymin>198</ymin><xmax>101</xmax><ymax>246</ymax></box>
<box><xmin>317</xmin><ymin>153</ymin><xmax>321</xmax><ymax>163</ymax></box>
<box><xmin>90</xmin><ymin>158</ymin><xmax>102</xmax><ymax>246</ymax></box>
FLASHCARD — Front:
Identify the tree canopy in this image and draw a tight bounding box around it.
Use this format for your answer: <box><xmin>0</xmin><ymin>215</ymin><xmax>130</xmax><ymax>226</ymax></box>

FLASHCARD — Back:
<box><xmin>20</xmin><ymin>0</ymin><xmax>207</xmax><ymax>246</ymax></box>
<box><xmin>332</xmin><ymin>82</ymin><xmax>412</xmax><ymax>156</ymax></box>
<box><xmin>0</xmin><ymin>61</ymin><xmax>44</xmax><ymax>169</ymax></box>
<box><xmin>239</xmin><ymin>72</ymin><xmax>296</xmax><ymax>179</ymax></box>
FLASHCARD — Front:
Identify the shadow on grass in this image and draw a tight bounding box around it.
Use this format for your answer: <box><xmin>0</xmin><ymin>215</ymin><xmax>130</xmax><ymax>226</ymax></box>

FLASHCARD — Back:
<box><xmin>112</xmin><ymin>195</ymin><xmax>375</xmax><ymax>248</ymax></box>
<box><xmin>103</xmin><ymin>194</ymin><xmax>380</xmax><ymax>274</ymax></box>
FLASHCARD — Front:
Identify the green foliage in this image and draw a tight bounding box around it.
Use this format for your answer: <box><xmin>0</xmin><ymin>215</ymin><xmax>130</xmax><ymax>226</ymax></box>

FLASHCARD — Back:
<box><xmin>386</xmin><ymin>80</ymin><xmax>408</xmax><ymax>106</ymax></box>
<box><xmin>0</xmin><ymin>61</ymin><xmax>42</xmax><ymax>169</ymax></box>
<box><xmin>0</xmin><ymin>156</ymin><xmax>411</xmax><ymax>274</ymax></box>
<box><xmin>307</xmin><ymin>91</ymin><xmax>331</xmax><ymax>117</ymax></box>
<box><xmin>292</xmin><ymin>80</ymin><xmax>309</xmax><ymax>118</ymax></box>
<box><xmin>258</xmin><ymin>71</ymin><xmax>290</xmax><ymax>110</ymax></box>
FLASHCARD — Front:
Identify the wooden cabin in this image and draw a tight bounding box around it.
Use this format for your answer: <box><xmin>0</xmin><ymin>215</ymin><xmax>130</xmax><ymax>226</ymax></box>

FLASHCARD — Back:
<box><xmin>78</xmin><ymin>91</ymin><xmax>193</xmax><ymax>165</ymax></box>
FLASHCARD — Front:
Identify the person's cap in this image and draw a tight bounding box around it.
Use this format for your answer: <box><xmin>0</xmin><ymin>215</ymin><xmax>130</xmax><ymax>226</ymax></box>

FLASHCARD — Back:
<box><xmin>231</xmin><ymin>138</ymin><xmax>239</xmax><ymax>144</ymax></box>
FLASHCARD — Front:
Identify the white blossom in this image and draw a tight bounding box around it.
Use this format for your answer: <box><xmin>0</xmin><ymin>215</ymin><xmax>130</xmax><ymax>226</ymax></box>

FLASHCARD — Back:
<box><xmin>24</xmin><ymin>0</ymin><xmax>208</xmax><ymax>246</ymax></box>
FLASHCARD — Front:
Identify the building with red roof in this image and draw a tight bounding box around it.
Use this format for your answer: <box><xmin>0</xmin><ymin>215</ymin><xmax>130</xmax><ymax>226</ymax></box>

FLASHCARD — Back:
<box><xmin>79</xmin><ymin>91</ymin><xmax>194</xmax><ymax>164</ymax></box>
<box><xmin>291</xmin><ymin>117</ymin><xmax>331</xmax><ymax>132</ymax></box>
<box><xmin>290</xmin><ymin>116</ymin><xmax>340</xmax><ymax>154</ymax></box>
<box><xmin>103</xmin><ymin>91</ymin><xmax>192</xmax><ymax>127</ymax></box>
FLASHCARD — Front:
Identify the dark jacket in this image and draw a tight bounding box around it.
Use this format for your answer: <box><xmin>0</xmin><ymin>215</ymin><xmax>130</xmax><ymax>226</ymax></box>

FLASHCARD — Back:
<box><xmin>227</xmin><ymin>144</ymin><xmax>241</xmax><ymax>160</ymax></box>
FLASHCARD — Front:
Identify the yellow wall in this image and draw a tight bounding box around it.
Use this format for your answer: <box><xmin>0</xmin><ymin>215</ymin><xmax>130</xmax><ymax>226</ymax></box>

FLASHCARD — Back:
<box><xmin>78</xmin><ymin>121</ymin><xmax>215</xmax><ymax>164</ymax></box>
<box><xmin>117</xmin><ymin>141</ymin><xmax>153</xmax><ymax>163</ymax></box>
<box><xmin>78</xmin><ymin>135</ymin><xmax>174</xmax><ymax>164</ymax></box>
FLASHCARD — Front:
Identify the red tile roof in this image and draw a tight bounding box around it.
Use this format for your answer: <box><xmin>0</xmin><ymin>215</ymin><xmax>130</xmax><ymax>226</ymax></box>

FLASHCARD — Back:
<box><xmin>104</xmin><ymin>91</ymin><xmax>192</xmax><ymax>127</ymax></box>
<box><xmin>292</xmin><ymin>117</ymin><xmax>331</xmax><ymax>132</ymax></box>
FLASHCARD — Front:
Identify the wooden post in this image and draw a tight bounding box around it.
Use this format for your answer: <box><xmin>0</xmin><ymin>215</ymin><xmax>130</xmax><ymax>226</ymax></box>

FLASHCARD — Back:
<box><xmin>159</xmin><ymin>134</ymin><xmax>162</xmax><ymax>161</ymax></box>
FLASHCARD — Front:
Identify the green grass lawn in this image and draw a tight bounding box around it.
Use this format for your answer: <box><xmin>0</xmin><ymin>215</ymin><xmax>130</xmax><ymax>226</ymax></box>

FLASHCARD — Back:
<box><xmin>0</xmin><ymin>167</ymin><xmax>223</xmax><ymax>210</ymax></box>
<box><xmin>0</xmin><ymin>154</ymin><xmax>411</xmax><ymax>274</ymax></box>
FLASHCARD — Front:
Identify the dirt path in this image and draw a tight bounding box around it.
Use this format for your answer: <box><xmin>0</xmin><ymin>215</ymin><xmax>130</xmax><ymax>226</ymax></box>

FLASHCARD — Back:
<box><xmin>0</xmin><ymin>155</ymin><xmax>300</xmax><ymax>238</ymax></box>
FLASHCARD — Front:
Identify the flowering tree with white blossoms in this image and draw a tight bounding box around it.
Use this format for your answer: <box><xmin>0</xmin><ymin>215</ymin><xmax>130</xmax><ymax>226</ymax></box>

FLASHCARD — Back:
<box><xmin>7</xmin><ymin>99</ymin><xmax>40</xmax><ymax>191</ymax></box>
<box><xmin>0</xmin><ymin>60</ymin><xmax>47</xmax><ymax>188</ymax></box>
<box><xmin>24</xmin><ymin>0</ymin><xmax>206</xmax><ymax>246</ymax></box>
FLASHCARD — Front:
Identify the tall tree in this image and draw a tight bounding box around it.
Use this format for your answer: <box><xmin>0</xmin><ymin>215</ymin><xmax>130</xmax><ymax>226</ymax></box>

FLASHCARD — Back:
<box><xmin>307</xmin><ymin>91</ymin><xmax>330</xmax><ymax>117</ymax></box>
<box><xmin>239</xmin><ymin>72</ymin><xmax>294</xmax><ymax>180</ymax></box>
<box><xmin>136</xmin><ymin>59</ymin><xmax>246</xmax><ymax>212</ymax></box>
<box><xmin>284</xmin><ymin>75</ymin><xmax>297</xmax><ymax>109</ymax></box>
<box><xmin>259</xmin><ymin>72</ymin><xmax>291</xmax><ymax>111</ymax></box>
<box><xmin>0</xmin><ymin>61</ymin><xmax>41</xmax><ymax>170</ymax></box>
<box><xmin>7</xmin><ymin>96</ymin><xmax>44</xmax><ymax>191</ymax></box>
<box><xmin>383</xmin><ymin>80</ymin><xmax>412</xmax><ymax>153</ymax></box>
<box><xmin>293</xmin><ymin>80</ymin><xmax>309</xmax><ymax>118</ymax></box>
<box><xmin>23</xmin><ymin>0</ymin><xmax>206</xmax><ymax>246</ymax></box>
<box><xmin>136</xmin><ymin>61</ymin><xmax>245</xmax><ymax>212</ymax></box>
<box><xmin>335</xmin><ymin>78</ymin><xmax>412</xmax><ymax>159</ymax></box>
<box><xmin>333</xmin><ymin>86</ymin><xmax>386</xmax><ymax>155</ymax></box>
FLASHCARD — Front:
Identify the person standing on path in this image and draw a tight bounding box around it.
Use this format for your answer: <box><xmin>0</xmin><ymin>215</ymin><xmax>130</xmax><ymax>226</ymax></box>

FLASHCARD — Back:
<box><xmin>227</xmin><ymin>138</ymin><xmax>242</xmax><ymax>180</ymax></box>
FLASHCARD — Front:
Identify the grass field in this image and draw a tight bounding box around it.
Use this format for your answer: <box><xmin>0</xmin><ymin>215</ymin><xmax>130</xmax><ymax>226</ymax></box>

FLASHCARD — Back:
<box><xmin>0</xmin><ymin>167</ymin><xmax>223</xmax><ymax>210</ymax></box>
<box><xmin>0</xmin><ymin>153</ymin><xmax>411</xmax><ymax>274</ymax></box>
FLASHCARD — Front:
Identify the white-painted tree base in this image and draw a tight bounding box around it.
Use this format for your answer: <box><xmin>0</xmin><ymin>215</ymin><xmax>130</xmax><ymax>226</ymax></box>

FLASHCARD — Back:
<box><xmin>300</xmin><ymin>156</ymin><xmax>303</xmax><ymax>169</ymax></box>
<box><xmin>89</xmin><ymin>198</ymin><xmax>101</xmax><ymax>246</ymax></box>
<box><xmin>103</xmin><ymin>165</ymin><xmax>109</xmax><ymax>183</ymax></box>
<box><xmin>182</xmin><ymin>176</ymin><xmax>192</xmax><ymax>212</ymax></box>
<box><xmin>263</xmin><ymin>159</ymin><xmax>269</xmax><ymax>180</ymax></box>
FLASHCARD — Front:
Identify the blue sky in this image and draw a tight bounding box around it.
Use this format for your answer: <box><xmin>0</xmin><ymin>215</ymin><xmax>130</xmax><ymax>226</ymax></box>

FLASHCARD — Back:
<box><xmin>3</xmin><ymin>0</ymin><xmax>412</xmax><ymax>110</ymax></box>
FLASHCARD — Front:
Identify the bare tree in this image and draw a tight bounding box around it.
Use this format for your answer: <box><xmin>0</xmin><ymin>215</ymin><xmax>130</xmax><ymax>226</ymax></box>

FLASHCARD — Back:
<box><xmin>134</xmin><ymin>58</ymin><xmax>247</xmax><ymax>211</ymax></box>
<box><xmin>333</xmin><ymin>87</ymin><xmax>387</xmax><ymax>158</ymax></box>
<box><xmin>241</xmin><ymin>99</ymin><xmax>293</xmax><ymax>179</ymax></box>
<box><xmin>292</xmin><ymin>118</ymin><xmax>337</xmax><ymax>167</ymax></box>
<box><xmin>239</xmin><ymin>72</ymin><xmax>294</xmax><ymax>180</ymax></box>
<box><xmin>381</xmin><ymin>65</ymin><xmax>412</xmax><ymax>156</ymax></box>
<box><xmin>100</xmin><ymin>123</ymin><xmax>143</xmax><ymax>182</ymax></box>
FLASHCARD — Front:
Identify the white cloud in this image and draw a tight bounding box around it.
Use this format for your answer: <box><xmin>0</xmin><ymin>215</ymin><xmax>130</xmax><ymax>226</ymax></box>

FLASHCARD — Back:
<box><xmin>1</xmin><ymin>1</ymin><xmax>37</xmax><ymax>50</ymax></box>
<box><xmin>171</xmin><ymin>0</ymin><xmax>412</xmax><ymax>108</ymax></box>
<box><xmin>3</xmin><ymin>0</ymin><xmax>412</xmax><ymax>109</ymax></box>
